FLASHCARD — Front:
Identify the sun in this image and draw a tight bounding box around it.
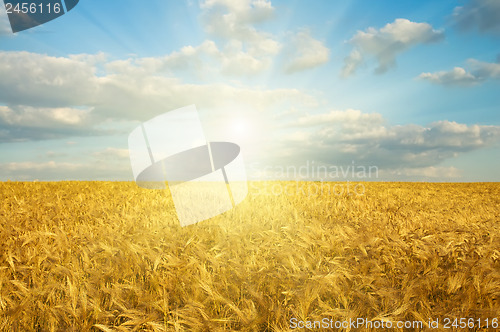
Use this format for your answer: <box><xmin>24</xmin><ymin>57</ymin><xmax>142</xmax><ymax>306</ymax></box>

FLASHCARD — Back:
<box><xmin>229</xmin><ymin>117</ymin><xmax>252</xmax><ymax>139</ymax></box>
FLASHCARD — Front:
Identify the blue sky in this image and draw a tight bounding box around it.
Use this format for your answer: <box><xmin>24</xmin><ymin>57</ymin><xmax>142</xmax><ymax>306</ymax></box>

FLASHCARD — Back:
<box><xmin>0</xmin><ymin>0</ymin><xmax>499</xmax><ymax>181</ymax></box>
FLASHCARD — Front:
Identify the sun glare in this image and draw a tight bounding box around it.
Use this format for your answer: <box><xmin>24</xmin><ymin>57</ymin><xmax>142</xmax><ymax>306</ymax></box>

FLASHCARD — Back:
<box><xmin>229</xmin><ymin>117</ymin><xmax>252</xmax><ymax>139</ymax></box>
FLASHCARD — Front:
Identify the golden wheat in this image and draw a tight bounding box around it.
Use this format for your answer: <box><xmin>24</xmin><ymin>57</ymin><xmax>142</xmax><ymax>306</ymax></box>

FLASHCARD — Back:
<box><xmin>0</xmin><ymin>181</ymin><xmax>499</xmax><ymax>331</ymax></box>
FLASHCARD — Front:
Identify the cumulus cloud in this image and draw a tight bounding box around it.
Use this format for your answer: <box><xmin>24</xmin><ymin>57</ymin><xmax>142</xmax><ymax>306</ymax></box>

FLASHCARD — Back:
<box><xmin>199</xmin><ymin>0</ymin><xmax>280</xmax><ymax>76</ymax></box>
<box><xmin>200</xmin><ymin>0</ymin><xmax>279</xmax><ymax>54</ymax></box>
<box><xmin>342</xmin><ymin>19</ymin><xmax>444</xmax><ymax>77</ymax></box>
<box><xmin>0</xmin><ymin>146</ymin><xmax>132</xmax><ymax>181</ymax></box>
<box><xmin>93</xmin><ymin>147</ymin><xmax>129</xmax><ymax>160</ymax></box>
<box><xmin>0</xmin><ymin>50</ymin><xmax>318</xmax><ymax>142</ymax></box>
<box><xmin>202</xmin><ymin>0</ymin><xmax>275</xmax><ymax>25</ymax></box>
<box><xmin>284</xmin><ymin>30</ymin><xmax>330</xmax><ymax>74</ymax></box>
<box><xmin>94</xmin><ymin>75</ymin><xmax>317</xmax><ymax>120</ymax></box>
<box><xmin>418</xmin><ymin>58</ymin><xmax>500</xmax><ymax>86</ymax></box>
<box><xmin>418</xmin><ymin>67</ymin><xmax>479</xmax><ymax>86</ymax></box>
<box><xmin>0</xmin><ymin>51</ymin><xmax>100</xmax><ymax>107</ymax></box>
<box><xmin>128</xmin><ymin>39</ymin><xmax>272</xmax><ymax>77</ymax></box>
<box><xmin>341</xmin><ymin>50</ymin><xmax>363</xmax><ymax>78</ymax></box>
<box><xmin>274</xmin><ymin>110</ymin><xmax>500</xmax><ymax>175</ymax></box>
<box><xmin>123</xmin><ymin>40</ymin><xmax>220</xmax><ymax>77</ymax></box>
<box><xmin>0</xmin><ymin>105</ymin><xmax>91</xmax><ymax>126</ymax></box>
<box><xmin>1</xmin><ymin>161</ymin><xmax>79</xmax><ymax>172</ymax></box>
<box><xmin>220</xmin><ymin>40</ymin><xmax>273</xmax><ymax>75</ymax></box>
<box><xmin>468</xmin><ymin>58</ymin><xmax>500</xmax><ymax>79</ymax></box>
<box><xmin>112</xmin><ymin>46</ymin><xmax>265</xmax><ymax>81</ymax></box>
<box><xmin>383</xmin><ymin>166</ymin><xmax>462</xmax><ymax>179</ymax></box>
<box><xmin>0</xmin><ymin>105</ymin><xmax>106</xmax><ymax>142</ymax></box>
<box><xmin>294</xmin><ymin>109</ymin><xmax>383</xmax><ymax>127</ymax></box>
<box><xmin>0</xmin><ymin>159</ymin><xmax>131</xmax><ymax>181</ymax></box>
<box><xmin>453</xmin><ymin>0</ymin><xmax>500</xmax><ymax>36</ymax></box>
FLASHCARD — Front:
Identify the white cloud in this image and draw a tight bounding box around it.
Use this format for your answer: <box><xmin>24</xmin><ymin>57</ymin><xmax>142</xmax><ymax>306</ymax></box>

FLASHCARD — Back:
<box><xmin>103</xmin><ymin>2</ymin><xmax>327</xmax><ymax>78</ymax></box>
<box><xmin>0</xmin><ymin>105</ymin><xmax>91</xmax><ymax>126</ymax></box>
<box><xmin>0</xmin><ymin>105</ymin><xmax>102</xmax><ymax>142</ymax></box>
<box><xmin>200</xmin><ymin>0</ymin><xmax>278</xmax><ymax>55</ymax></box>
<box><xmin>199</xmin><ymin>0</ymin><xmax>280</xmax><ymax>76</ymax></box>
<box><xmin>111</xmin><ymin>39</ymin><xmax>273</xmax><ymax>78</ymax></box>
<box><xmin>201</xmin><ymin>0</ymin><xmax>275</xmax><ymax>25</ymax></box>
<box><xmin>127</xmin><ymin>40</ymin><xmax>220</xmax><ymax>76</ymax></box>
<box><xmin>276</xmin><ymin>110</ymin><xmax>500</xmax><ymax>171</ymax></box>
<box><xmin>0</xmin><ymin>146</ymin><xmax>131</xmax><ymax>181</ymax></box>
<box><xmin>383</xmin><ymin>166</ymin><xmax>462</xmax><ymax>179</ymax></box>
<box><xmin>0</xmin><ymin>50</ymin><xmax>319</xmax><ymax>142</ymax></box>
<box><xmin>94</xmin><ymin>75</ymin><xmax>317</xmax><ymax>120</ymax></box>
<box><xmin>341</xmin><ymin>50</ymin><xmax>363</xmax><ymax>78</ymax></box>
<box><xmin>295</xmin><ymin>109</ymin><xmax>383</xmax><ymax>127</ymax></box>
<box><xmin>468</xmin><ymin>58</ymin><xmax>500</xmax><ymax>79</ymax></box>
<box><xmin>418</xmin><ymin>58</ymin><xmax>500</xmax><ymax>86</ymax></box>
<box><xmin>220</xmin><ymin>40</ymin><xmax>273</xmax><ymax>75</ymax></box>
<box><xmin>0</xmin><ymin>161</ymin><xmax>72</xmax><ymax>172</ymax></box>
<box><xmin>93</xmin><ymin>147</ymin><xmax>129</xmax><ymax>159</ymax></box>
<box><xmin>403</xmin><ymin>120</ymin><xmax>491</xmax><ymax>149</ymax></box>
<box><xmin>453</xmin><ymin>0</ymin><xmax>500</xmax><ymax>36</ymax></box>
<box><xmin>342</xmin><ymin>18</ymin><xmax>444</xmax><ymax>76</ymax></box>
<box><xmin>418</xmin><ymin>67</ymin><xmax>479</xmax><ymax>86</ymax></box>
<box><xmin>0</xmin><ymin>159</ymin><xmax>131</xmax><ymax>181</ymax></box>
<box><xmin>1</xmin><ymin>161</ymin><xmax>79</xmax><ymax>172</ymax></box>
<box><xmin>284</xmin><ymin>30</ymin><xmax>330</xmax><ymax>74</ymax></box>
<box><xmin>0</xmin><ymin>51</ymin><xmax>100</xmax><ymax>107</ymax></box>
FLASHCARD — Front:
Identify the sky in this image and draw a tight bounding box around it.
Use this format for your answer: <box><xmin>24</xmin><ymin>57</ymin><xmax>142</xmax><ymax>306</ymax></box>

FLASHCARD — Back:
<box><xmin>0</xmin><ymin>0</ymin><xmax>499</xmax><ymax>182</ymax></box>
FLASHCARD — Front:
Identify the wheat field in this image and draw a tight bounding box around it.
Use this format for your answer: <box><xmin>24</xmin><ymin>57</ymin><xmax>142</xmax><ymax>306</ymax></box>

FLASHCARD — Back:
<box><xmin>0</xmin><ymin>181</ymin><xmax>499</xmax><ymax>331</ymax></box>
